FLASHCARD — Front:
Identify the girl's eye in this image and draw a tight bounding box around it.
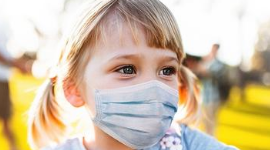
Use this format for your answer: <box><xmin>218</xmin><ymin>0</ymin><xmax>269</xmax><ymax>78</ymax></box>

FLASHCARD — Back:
<box><xmin>116</xmin><ymin>65</ymin><xmax>136</xmax><ymax>74</ymax></box>
<box><xmin>160</xmin><ymin>67</ymin><xmax>176</xmax><ymax>76</ymax></box>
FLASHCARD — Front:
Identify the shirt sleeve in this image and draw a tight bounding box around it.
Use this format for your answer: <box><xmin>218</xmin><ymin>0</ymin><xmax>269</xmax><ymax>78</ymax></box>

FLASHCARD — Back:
<box><xmin>181</xmin><ymin>124</ymin><xmax>239</xmax><ymax>150</ymax></box>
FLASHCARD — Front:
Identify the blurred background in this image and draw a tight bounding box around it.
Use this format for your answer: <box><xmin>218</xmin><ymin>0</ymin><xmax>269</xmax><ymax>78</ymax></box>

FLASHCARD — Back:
<box><xmin>0</xmin><ymin>0</ymin><xmax>270</xmax><ymax>150</ymax></box>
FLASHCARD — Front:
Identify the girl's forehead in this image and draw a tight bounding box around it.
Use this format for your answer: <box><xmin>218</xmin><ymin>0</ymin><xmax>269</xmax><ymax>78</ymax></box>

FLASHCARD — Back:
<box><xmin>90</xmin><ymin>24</ymin><xmax>178</xmax><ymax>63</ymax></box>
<box><xmin>96</xmin><ymin>22</ymin><xmax>147</xmax><ymax>50</ymax></box>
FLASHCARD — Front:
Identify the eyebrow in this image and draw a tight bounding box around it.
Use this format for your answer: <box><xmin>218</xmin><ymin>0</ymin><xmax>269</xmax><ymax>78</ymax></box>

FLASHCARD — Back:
<box><xmin>107</xmin><ymin>53</ymin><xmax>141</xmax><ymax>62</ymax></box>
<box><xmin>108</xmin><ymin>53</ymin><xmax>179</xmax><ymax>63</ymax></box>
<box><xmin>161</xmin><ymin>56</ymin><xmax>179</xmax><ymax>64</ymax></box>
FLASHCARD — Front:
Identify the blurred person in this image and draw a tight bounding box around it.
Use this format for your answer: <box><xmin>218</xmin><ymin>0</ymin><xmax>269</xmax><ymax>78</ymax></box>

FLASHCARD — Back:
<box><xmin>27</xmin><ymin>0</ymin><xmax>238</xmax><ymax>150</ymax></box>
<box><xmin>0</xmin><ymin>18</ymin><xmax>29</xmax><ymax>150</ymax></box>
<box><xmin>183</xmin><ymin>54</ymin><xmax>202</xmax><ymax>72</ymax></box>
<box><xmin>196</xmin><ymin>44</ymin><xmax>231</xmax><ymax>135</ymax></box>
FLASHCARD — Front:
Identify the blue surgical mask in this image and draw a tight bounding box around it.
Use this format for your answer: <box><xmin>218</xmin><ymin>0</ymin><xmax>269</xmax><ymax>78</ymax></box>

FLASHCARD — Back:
<box><xmin>91</xmin><ymin>80</ymin><xmax>179</xmax><ymax>149</ymax></box>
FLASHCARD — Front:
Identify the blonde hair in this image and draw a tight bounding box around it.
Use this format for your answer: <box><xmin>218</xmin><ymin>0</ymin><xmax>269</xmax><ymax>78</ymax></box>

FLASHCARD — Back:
<box><xmin>28</xmin><ymin>0</ymin><xmax>200</xmax><ymax>149</ymax></box>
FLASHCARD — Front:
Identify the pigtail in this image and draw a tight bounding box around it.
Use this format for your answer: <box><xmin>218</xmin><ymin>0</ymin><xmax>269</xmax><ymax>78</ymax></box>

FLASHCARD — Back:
<box><xmin>176</xmin><ymin>66</ymin><xmax>201</xmax><ymax>124</ymax></box>
<box><xmin>28</xmin><ymin>79</ymin><xmax>66</xmax><ymax>149</ymax></box>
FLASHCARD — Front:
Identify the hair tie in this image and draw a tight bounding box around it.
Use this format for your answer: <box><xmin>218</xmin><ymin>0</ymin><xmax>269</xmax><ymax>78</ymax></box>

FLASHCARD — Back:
<box><xmin>49</xmin><ymin>66</ymin><xmax>58</xmax><ymax>85</ymax></box>
<box><xmin>50</xmin><ymin>76</ymin><xmax>57</xmax><ymax>85</ymax></box>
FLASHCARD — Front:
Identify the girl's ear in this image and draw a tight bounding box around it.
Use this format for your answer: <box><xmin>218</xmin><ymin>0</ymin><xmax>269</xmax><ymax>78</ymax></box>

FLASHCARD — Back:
<box><xmin>63</xmin><ymin>79</ymin><xmax>85</xmax><ymax>107</ymax></box>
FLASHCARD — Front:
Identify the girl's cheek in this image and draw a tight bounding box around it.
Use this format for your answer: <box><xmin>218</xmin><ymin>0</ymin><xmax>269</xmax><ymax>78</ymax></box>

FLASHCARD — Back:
<box><xmin>165</xmin><ymin>77</ymin><xmax>180</xmax><ymax>90</ymax></box>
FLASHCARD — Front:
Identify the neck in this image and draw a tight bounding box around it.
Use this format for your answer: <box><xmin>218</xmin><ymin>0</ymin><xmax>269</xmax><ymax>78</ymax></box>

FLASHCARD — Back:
<box><xmin>83</xmin><ymin>125</ymin><xmax>132</xmax><ymax>150</ymax></box>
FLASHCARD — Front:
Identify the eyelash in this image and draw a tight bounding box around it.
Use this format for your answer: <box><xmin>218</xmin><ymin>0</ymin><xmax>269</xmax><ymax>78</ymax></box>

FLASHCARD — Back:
<box><xmin>159</xmin><ymin>67</ymin><xmax>177</xmax><ymax>76</ymax></box>
<box><xmin>115</xmin><ymin>65</ymin><xmax>137</xmax><ymax>75</ymax></box>
<box><xmin>115</xmin><ymin>65</ymin><xmax>176</xmax><ymax>76</ymax></box>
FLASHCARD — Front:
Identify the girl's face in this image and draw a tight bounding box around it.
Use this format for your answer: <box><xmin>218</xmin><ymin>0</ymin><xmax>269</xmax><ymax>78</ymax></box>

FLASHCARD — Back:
<box><xmin>83</xmin><ymin>25</ymin><xmax>180</xmax><ymax>114</ymax></box>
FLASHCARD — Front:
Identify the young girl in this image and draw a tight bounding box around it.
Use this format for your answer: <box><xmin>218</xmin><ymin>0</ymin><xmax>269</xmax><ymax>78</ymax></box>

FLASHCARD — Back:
<box><xmin>28</xmin><ymin>0</ymin><xmax>238</xmax><ymax>150</ymax></box>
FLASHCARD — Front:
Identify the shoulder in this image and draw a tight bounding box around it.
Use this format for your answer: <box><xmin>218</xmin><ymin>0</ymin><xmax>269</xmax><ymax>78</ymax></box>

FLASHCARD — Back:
<box><xmin>180</xmin><ymin>124</ymin><xmax>238</xmax><ymax>150</ymax></box>
<box><xmin>41</xmin><ymin>138</ymin><xmax>86</xmax><ymax>150</ymax></box>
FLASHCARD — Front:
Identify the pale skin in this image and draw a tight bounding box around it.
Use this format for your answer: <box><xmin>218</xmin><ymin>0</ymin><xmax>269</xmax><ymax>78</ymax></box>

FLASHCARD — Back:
<box><xmin>64</xmin><ymin>25</ymin><xmax>180</xmax><ymax>150</ymax></box>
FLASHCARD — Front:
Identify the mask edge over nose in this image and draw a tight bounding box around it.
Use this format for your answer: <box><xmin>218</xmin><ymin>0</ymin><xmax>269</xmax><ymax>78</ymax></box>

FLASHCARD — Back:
<box><xmin>95</xmin><ymin>80</ymin><xmax>179</xmax><ymax>96</ymax></box>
